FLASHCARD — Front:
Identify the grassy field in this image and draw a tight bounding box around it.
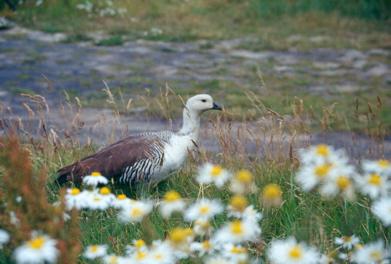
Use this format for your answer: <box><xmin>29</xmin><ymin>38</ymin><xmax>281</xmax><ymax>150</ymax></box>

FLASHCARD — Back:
<box><xmin>0</xmin><ymin>124</ymin><xmax>389</xmax><ymax>263</ymax></box>
<box><xmin>1</xmin><ymin>0</ymin><xmax>390</xmax><ymax>50</ymax></box>
<box><xmin>0</xmin><ymin>92</ymin><xmax>390</xmax><ymax>262</ymax></box>
<box><xmin>0</xmin><ymin>1</ymin><xmax>390</xmax><ymax>263</ymax></box>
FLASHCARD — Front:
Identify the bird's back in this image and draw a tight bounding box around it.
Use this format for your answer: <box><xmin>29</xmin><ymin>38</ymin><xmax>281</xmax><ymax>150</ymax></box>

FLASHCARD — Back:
<box><xmin>56</xmin><ymin>131</ymin><xmax>173</xmax><ymax>185</ymax></box>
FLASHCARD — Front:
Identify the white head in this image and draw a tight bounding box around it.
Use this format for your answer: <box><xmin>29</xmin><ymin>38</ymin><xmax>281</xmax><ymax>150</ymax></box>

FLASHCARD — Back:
<box><xmin>185</xmin><ymin>94</ymin><xmax>222</xmax><ymax>113</ymax></box>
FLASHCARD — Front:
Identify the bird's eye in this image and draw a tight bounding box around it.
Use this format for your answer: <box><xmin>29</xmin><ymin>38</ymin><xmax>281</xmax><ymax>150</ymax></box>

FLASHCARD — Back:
<box><xmin>201</xmin><ymin>99</ymin><xmax>207</xmax><ymax>103</ymax></box>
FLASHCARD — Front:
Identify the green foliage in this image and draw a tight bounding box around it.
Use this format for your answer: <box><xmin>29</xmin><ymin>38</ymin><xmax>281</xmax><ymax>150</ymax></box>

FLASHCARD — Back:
<box><xmin>252</xmin><ymin>0</ymin><xmax>391</xmax><ymax>20</ymax></box>
<box><xmin>96</xmin><ymin>35</ymin><xmax>124</xmax><ymax>46</ymax></box>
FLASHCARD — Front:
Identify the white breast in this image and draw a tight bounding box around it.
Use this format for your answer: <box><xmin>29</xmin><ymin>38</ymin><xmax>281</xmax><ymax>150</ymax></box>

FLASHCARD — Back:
<box><xmin>160</xmin><ymin>134</ymin><xmax>194</xmax><ymax>177</ymax></box>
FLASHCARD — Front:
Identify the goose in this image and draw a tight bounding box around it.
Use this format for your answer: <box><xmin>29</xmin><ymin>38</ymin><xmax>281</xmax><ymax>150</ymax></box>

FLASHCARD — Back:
<box><xmin>56</xmin><ymin>94</ymin><xmax>222</xmax><ymax>185</ymax></box>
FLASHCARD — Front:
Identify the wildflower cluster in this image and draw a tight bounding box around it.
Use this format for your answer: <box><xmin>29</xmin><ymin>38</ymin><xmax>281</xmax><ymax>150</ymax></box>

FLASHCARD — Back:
<box><xmin>296</xmin><ymin>144</ymin><xmax>391</xmax><ymax>226</ymax></box>
<box><xmin>1</xmin><ymin>141</ymin><xmax>390</xmax><ymax>263</ymax></box>
<box><xmin>59</xmin><ymin>166</ymin><xmax>263</xmax><ymax>263</ymax></box>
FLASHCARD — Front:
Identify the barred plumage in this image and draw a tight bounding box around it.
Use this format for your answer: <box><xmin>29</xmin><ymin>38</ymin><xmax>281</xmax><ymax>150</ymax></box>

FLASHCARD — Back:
<box><xmin>56</xmin><ymin>94</ymin><xmax>222</xmax><ymax>186</ymax></box>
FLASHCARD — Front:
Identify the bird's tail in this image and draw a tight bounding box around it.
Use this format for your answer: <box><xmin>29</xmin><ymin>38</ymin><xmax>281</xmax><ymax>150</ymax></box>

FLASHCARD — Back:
<box><xmin>55</xmin><ymin>172</ymin><xmax>69</xmax><ymax>186</ymax></box>
<box><xmin>55</xmin><ymin>167</ymin><xmax>71</xmax><ymax>186</ymax></box>
<box><xmin>55</xmin><ymin>162</ymin><xmax>84</xmax><ymax>186</ymax></box>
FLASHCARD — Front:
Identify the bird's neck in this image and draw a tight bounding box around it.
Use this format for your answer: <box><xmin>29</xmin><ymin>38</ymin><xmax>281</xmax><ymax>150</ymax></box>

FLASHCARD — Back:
<box><xmin>178</xmin><ymin>107</ymin><xmax>200</xmax><ymax>140</ymax></box>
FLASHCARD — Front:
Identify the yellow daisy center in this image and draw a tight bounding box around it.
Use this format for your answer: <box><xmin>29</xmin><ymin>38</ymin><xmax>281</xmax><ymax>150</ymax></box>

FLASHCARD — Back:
<box><xmin>230</xmin><ymin>220</ymin><xmax>243</xmax><ymax>235</ymax></box>
<box><xmin>288</xmin><ymin>245</ymin><xmax>303</xmax><ymax>259</ymax></box>
<box><xmin>202</xmin><ymin>240</ymin><xmax>211</xmax><ymax>250</ymax></box>
<box><xmin>117</xmin><ymin>194</ymin><xmax>127</xmax><ymax>200</ymax></box>
<box><xmin>134</xmin><ymin>239</ymin><xmax>145</xmax><ymax>248</ymax></box>
<box><xmin>370</xmin><ymin>250</ymin><xmax>382</xmax><ymax>261</ymax></box>
<box><xmin>164</xmin><ymin>191</ymin><xmax>181</xmax><ymax>202</ymax></box>
<box><xmin>169</xmin><ymin>228</ymin><xmax>193</xmax><ymax>244</ymax></box>
<box><xmin>130</xmin><ymin>207</ymin><xmax>143</xmax><ymax>218</ymax></box>
<box><xmin>316</xmin><ymin>144</ymin><xmax>329</xmax><ymax>156</ymax></box>
<box><xmin>99</xmin><ymin>187</ymin><xmax>111</xmax><ymax>195</ymax></box>
<box><xmin>90</xmin><ymin>245</ymin><xmax>99</xmax><ymax>253</ymax></box>
<box><xmin>368</xmin><ymin>173</ymin><xmax>382</xmax><ymax>186</ymax></box>
<box><xmin>235</xmin><ymin>170</ymin><xmax>253</xmax><ymax>184</ymax></box>
<box><xmin>91</xmin><ymin>171</ymin><xmax>102</xmax><ymax>177</ymax></box>
<box><xmin>70</xmin><ymin>188</ymin><xmax>80</xmax><ymax>195</ymax></box>
<box><xmin>343</xmin><ymin>236</ymin><xmax>352</xmax><ymax>242</ymax></box>
<box><xmin>107</xmin><ymin>256</ymin><xmax>118</xmax><ymax>264</ymax></box>
<box><xmin>135</xmin><ymin>251</ymin><xmax>147</xmax><ymax>260</ymax></box>
<box><xmin>231</xmin><ymin>246</ymin><xmax>246</xmax><ymax>254</ymax></box>
<box><xmin>230</xmin><ymin>195</ymin><xmax>248</xmax><ymax>212</ymax></box>
<box><xmin>355</xmin><ymin>243</ymin><xmax>363</xmax><ymax>250</ymax></box>
<box><xmin>378</xmin><ymin>159</ymin><xmax>390</xmax><ymax>168</ymax></box>
<box><xmin>315</xmin><ymin>164</ymin><xmax>332</xmax><ymax>178</ymax></box>
<box><xmin>153</xmin><ymin>253</ymin><xmax>163</xmax><ymax>260</ymax></box>
<box><xmin>199</xmin><ymin>205</ymin><xmax>210</xmax><ymax>215</ymax></box>
<box><xmin>262</xmin><ymin>184</ymin><xmax>282</xmax><ymax>199</ymax></box>
<box><xmin>336</xmin><ymin>176</ymin><xmax>351</xmax><ymax>190</ymax></box>
<box><xmin>27</xmin><ymin>236</ymin><xmax>45</xmax><ymax>250</ymax></box>
<box><xmin>211</xmin><ymin>165</ymin><xmax>223</xmax><ymax>177</ymax></box>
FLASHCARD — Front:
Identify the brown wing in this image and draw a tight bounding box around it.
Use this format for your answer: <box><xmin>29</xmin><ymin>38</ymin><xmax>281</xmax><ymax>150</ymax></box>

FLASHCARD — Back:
<box><xmin>56</xmin><ymin>135</ymin><xmax>164</xmax><ymax>185</ymax></box>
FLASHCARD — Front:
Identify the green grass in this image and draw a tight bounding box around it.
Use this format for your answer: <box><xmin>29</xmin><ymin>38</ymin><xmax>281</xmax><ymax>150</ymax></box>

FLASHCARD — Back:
<box><xmin>40</xmin><ymin>145</ymin><xmax>389</xmax><ymax>262</ymax></box>
<box><xmin>252</xmin><ymin>0</ymin><xmax>391</xmax><ymax>20</ymax></box>
<box><xmin>1</xmin><ymin>0</ymin><xmax>390</xmax><ymax>50</ymax></box>
<box><xmin>0</xmin><ymin>90</ymin><xmax>390</xmax><ymax>262</ymax></box>
<box><xmin>95</xmin><ymin>35</ymin><xmax>124</xmax><ymax>46</ymax></box>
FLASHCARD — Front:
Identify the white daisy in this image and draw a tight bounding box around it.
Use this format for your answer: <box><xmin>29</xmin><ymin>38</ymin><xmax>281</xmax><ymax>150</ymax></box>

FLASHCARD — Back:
<box><xmin>0</xmin><ymin>229</ymin><xmax>10</xmax><ymax>249</ymax></box>
<box><xmin>84</xmin><ymin>190</ymin><xmax>112</xmax><ymax>210</ymax></box>
<box><xmin>125</xmin><ymin>239</ymin><xmax>148</xmax><ymax>255</ymax></box>
<box><xmin>299</xmin><ymin>144</ymin><xmax>346</xmax><ymax>165</ymax></box>
<box><xmin>111</xmin><ymin>194</ymin><xmax>136</xmax><ymax>209</ymax></box>
<box><xmin>190</xmin><ymin>240</ymin><xmax>214</xmax><ymax>257</ymax></box>
<box><xmin>213</xmin><ymin>219</ymin><xmax>260</xmax><ymax>244</ymax></box>
<box><xmin>352</xmin><ymin>240</ymin><xmax>389</xmax><ymax>264</ymax></box>
<box><xmin>128</xmin><ymin>249</ymin><xmax>150</xmax><ymax>264</ymax></box>
<box><xmin>159</xmin><ymin>191</ymin><xmax>186</xmax><ymax>219</ymax></box>
<box><xmin>13</xmin><ymin>233</ymin><xmax>59</xmax><ymax>264</ymax></box>
<box><xmin>222</xmin><ymin>244</ymin><xmax>248</xmax><ymax>263</ymax></box>
<box><xmin>334</xmin><ymin>235</ymin><xmax>360</xmax><ymax>250</ymax></box>
<box><xmin>242</xmin><ymin>205</ymin><xmax>263</xmax><ymax>223</ymax></box>
<box><xmin>227</xmin><ymin>195</ymin><xmax>248</xmax><ymax>218</ymax></box>
<box><xmin>296</xmin><ymin>162</ymin><xmax>335</xmax><ymax>191</ymax></box>
<box><xmin>184</xmin><ymin>199</ymin><xmax>223</xmax><ymax>222</ymax></box>
<box><xmin>357</xmin><ymin>172</ymin><xmax>388</xmax><ymax>199</ymax></box>
<box><xmin>338</xmin><ymin>252</ymin><xmax>349</xmax><ymax>261</ymax></box>
<box><xmin>371</xmin><ymin>197</ymin><xmax>391</xmax><ymax>226</ymax></box>
<box><xmin>65</xmin><ymin>187</ymin><xmax>86</xmax><ymax>210</ymax></box>
<box><xmin>262</xmin><ymin>183</ymin><xmax>283</xmax><ymax>207</ymax></box>
<box><xmin>229</xmin><ymin>169</ymin><xmax>257</xmax><ymax>194</ymax></box>
<box><xmin>363</xmin><ymin>159</ymin><xmax>391</xmax><ymax>175</ymax></box>
<box><xmin>118</xmin><ymin>200</ymin><xmax>153</xmax><ymax>223</ymax></box>
<box><xmin>83</xmin><ymin>171</ymin><xmax>109</xmax><ymax>187</ymax></box>
<box><xmin>267</xmin><ymin>237</ymin><xmax>320</xmax><ymax>264</ymax></box>
<box><xmin>205</xmin><ymin>255</ymin><xmax>231</xmax><ymax>264</ymax></box>
<box><xmin>319</xmin><ymin>165</ymin><xmax>356</xmax><ymax>200</ymax></box>
<box><xmin>319</xmin><ymin>254</ymin><xmax>334</xmax><ymax>264</ymax></box>
<box><xmin>227</xmin><ymin>198</ymin><xmax>263</xmax><ymax>222</ymax></box>
<box><xmin>148</xmin><ymin>240</ymin><xmax>176</xmax><ymax>264</ymax></box>
<box><xmin>103</xmin><ymin>254</ymin><xmax>126</xmax><ymax>264</ymax></box>
<box><xmin>83</xmin><ymin>244</ymin><xmax>108</xmax><ymax>260</ymax></box>
<box><xmin>168</xmin><ymin>227</ymin><xmax>194</xmax><ymax>258</ymax></box>
<box><xmin>196</xmin><ymin>163</ymin><xmax>232</xmax><ymax>188</ymax></box>
<box><xmin>193</xmin><ymin>219</ymin><xmax>212</xmax><ymax>236</ymax></box>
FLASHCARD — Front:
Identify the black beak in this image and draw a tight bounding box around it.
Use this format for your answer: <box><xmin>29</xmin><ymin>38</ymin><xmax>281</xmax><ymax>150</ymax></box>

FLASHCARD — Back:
<box><xmin>212</xmin><ymin>102</ymin><xmax>222</xmax><ymax>111</ymax></box>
